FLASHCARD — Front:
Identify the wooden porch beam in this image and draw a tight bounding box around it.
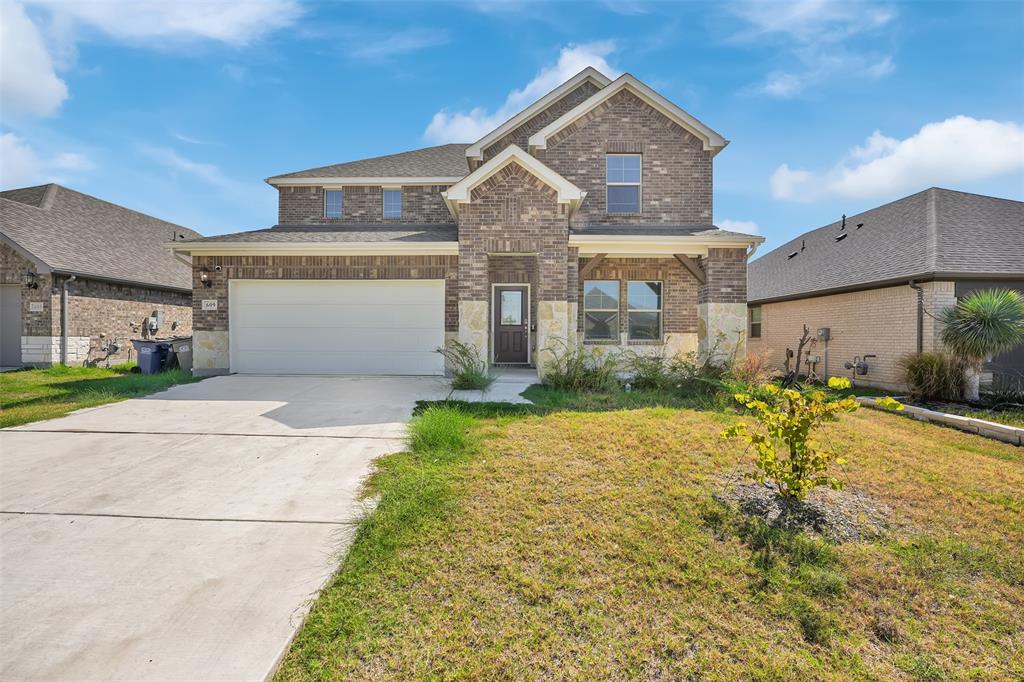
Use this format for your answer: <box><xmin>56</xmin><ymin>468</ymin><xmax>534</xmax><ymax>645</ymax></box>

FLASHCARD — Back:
<box><xmin>673</xmin><ymin>254</ymin><xmax>706</xmax><ymax>284</ymax></box>
<box><xmin>578</xmin><ymin>253</ymin><xmax>607</xmax><ymax>279</ymax></box>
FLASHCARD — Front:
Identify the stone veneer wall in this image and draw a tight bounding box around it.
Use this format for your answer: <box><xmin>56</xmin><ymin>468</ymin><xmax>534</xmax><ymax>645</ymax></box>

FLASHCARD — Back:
<box><xmin>747</xmin><ymin>281</ymin><xmax>956</xmax><ymax>390</ymax></box>
<box><xmin>191</xmin><ymin>254</ymin><xmax>458</xmax><ymax>374</ymax></box>
<box><xmin>536</xmin><ymin>89</ymin><xmax>713</xmax><ymax>227</ymax></box>
<box><xmin>278</xmin><ymin>185</ymin><xmax>454</xmax><ymax>225</ymax></box>
<box><xmin>697</xmin><ymin>248</ymin><xmax>748</xmax><ymax>361</ymax></box>
<box><xmin>1</xmin><ymin>242</ymin><xmax>191</xmax><ymax>366</ymax></box>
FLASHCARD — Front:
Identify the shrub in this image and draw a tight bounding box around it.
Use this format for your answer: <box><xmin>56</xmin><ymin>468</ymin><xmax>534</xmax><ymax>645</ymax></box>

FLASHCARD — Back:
<box><xmin>722</xmin><ymin>377</ymin><xmax>888</xmax><ymax>501</ymax></box>
<box><xmin>940</xmin><ymin>288</ymin><xmax>1024</xmax><ymax>400</ymax></box>
<box><xmin>732</xmin><ymin>349</ymin><xmax>775</xmax><ymax>385</ymax></box>
<box><xmin>436</xmin><ymin>340</ymin><xmax>494</xmax><ymax>391</ymax></box>
<box><xmin>542</xmin><ymin>340</ymin><xmax>620</xmax><ymax>392</ymax></box>
<box><xmin>621</xmin><ymin>349</ymin><xmax>676</xmax><ymax>391</ymax></box>
<box><xmin>898</xmin><ymin>352</ymin><xmax>965</xmax><ymax>402</ymax></box>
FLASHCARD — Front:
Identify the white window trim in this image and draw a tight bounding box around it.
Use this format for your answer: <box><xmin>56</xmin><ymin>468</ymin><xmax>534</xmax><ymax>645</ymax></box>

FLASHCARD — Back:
<box><xmin>583</xmin><ymin>279</ymin><xmax>620</xmax><ymax>342</ymax></box>
<box><xmin>627</xmin><ymin>280</ymin><xmax>663</xmax><ymax>341</ymax></box>
<box><xmin>382</xmin><ymin>188</ymin><xmax>402</xmax><ymax>218</ymax></box>
<box><xmin>606</xmin><ymin>153</ymin><xmax>642</xmax><ymax>215</ymax></box>
<box><xmin>324</xmin><ymin>189</ymin><xmax>343</xmax><ymax>218</ymax></box>
<box><xmin>749</xmin><ymin>305</ymin><xmax>762</xmax><ymax>339</ymax></box>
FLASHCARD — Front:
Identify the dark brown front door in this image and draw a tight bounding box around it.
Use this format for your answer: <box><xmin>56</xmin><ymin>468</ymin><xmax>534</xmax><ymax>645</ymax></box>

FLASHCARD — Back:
<box><xmin>493</xmin><ymin>286</ymin><xmax>528</xmax><ymax>364</ymax></box>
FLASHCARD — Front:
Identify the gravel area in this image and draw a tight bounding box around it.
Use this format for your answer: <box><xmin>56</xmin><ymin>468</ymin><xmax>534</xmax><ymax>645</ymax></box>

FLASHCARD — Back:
<box><xmin>713</xmin><ymin>472</ymin><xmax>892</xmax><ymax>543</ymax></box>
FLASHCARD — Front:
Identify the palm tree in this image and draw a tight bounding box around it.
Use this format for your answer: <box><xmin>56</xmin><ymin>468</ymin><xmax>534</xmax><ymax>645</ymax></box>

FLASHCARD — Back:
<box><xmin>940</xmin><ymin>289</ymin><xmax>1024</xmax><ymax>401</ymax></box>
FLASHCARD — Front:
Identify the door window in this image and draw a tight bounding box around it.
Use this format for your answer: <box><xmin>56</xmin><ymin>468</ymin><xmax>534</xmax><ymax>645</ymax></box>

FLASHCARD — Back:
<box><xmin>500</xmin><ymin>290</ymin><xmax>523</xmax><ymax>325</ymax></box>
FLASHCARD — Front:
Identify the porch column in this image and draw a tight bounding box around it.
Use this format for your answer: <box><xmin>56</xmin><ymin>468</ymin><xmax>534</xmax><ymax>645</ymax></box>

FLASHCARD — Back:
<box><xmin>698</xmin><ymin>247</ymin><xmax>748</xmax><ymax>363</ymax></box>
<box><xmin>457</xmin><ymin>247</ymin><xmax>489</xmax><ymax>362</ymax></box>
<box><xmin>534</xmin><ymin>247</ymin><xmax>570</xmax><ymax>377</ymax></box>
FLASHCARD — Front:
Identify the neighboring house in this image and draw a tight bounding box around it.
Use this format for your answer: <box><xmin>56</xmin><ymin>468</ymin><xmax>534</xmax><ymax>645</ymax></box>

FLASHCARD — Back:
<box><xmin>170</xmin><ymin>68</ymin><xmax>763</xmax><ymax>377</ymax></box>
<box><xmin>747</xmin><ymin>188</ymin><xmax>1024</xmax><ymax>390</ymax></box>
<box><xmin>0</xmin><ymin>184</ymin><xmax>199</xmax><ymax>367</ymax></box>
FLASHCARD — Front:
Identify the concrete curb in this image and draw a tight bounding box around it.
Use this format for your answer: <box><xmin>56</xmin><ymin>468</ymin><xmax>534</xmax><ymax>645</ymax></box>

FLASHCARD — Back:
<box><xmin>856</xmin><ymin>397</ymin><xmax>1024</xmax><ymax>446</ymax></box>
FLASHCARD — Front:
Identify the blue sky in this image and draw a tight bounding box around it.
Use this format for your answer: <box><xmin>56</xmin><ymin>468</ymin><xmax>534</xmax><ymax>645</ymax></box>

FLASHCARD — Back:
<box><xmin>2</xmin><ymin>0</ymin><xmax>1022</xmax><ymax>252</ymax></box>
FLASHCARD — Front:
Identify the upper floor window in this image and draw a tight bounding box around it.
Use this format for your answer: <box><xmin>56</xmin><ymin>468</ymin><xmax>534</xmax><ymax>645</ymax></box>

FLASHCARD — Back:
<box><xmin>627</xmin><ymin>281</ymin><xmax>661</xmax><ymax>340</ymax></box>
<box><xmin>583</xmin><ymin>280</ymin><xmax>619</xmax><ymax>341</ymax></box>
<box><xmin>606</xmin><ymin>154</ymin><xmax>641</xmax><ymax>214</ymax></box>
<box><xmin>749</xmin><ymin>305</ymin><xmax>762</xmax><ymax>339</ymax></box>
<box><xmin>383</xmin><ymin>189</ymin><xmax>402</xmax><ymax>218</ymax></box>
<box><xmin>324</xmin><ymin>190</ymin><xmax>343</xmax><ymax>218</ymax></box>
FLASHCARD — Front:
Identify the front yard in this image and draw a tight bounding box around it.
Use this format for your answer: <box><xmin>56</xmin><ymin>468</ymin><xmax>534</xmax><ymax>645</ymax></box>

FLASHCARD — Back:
<box><xmin>0</xmin><ymin>365</ymin><xmax>200</xmax><ymax>428</ymax></box>
<box><xmin>276</xmin><ymin>392</ymin><xmax>1023</xmax><ymax>680</ymax></box>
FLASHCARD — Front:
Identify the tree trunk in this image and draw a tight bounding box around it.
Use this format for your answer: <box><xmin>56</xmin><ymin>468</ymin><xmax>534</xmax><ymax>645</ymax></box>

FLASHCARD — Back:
<box><xmin>963</xmin><ymin>364</ymin><xmax>981</xmax><ymax>402</ymax></box>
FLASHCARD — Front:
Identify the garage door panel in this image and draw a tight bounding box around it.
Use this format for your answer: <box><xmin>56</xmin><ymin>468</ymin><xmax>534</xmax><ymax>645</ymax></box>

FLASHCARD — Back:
<box><xmin>229</xmin><ymin>280</ymin><xmax>446</xmax><ymax>375</ymax></box>
<box><xmin>233</xmin><ymin>326</ymin><xmax>443</xmax><ymax>353</ymax></box>
<box><xmin>233</xmin><ymin>351</ymin><xmax>443</xmax><ymax>376</ymax></box>
<box><xmin>234</xmin><ymin>281</ymin><xmax>443</xmax><ymax>306</ymax></box>
<box><xmin>231</xmin><ymin>303</ymin><xmax>442</xmax><ymax>329</ymax></box>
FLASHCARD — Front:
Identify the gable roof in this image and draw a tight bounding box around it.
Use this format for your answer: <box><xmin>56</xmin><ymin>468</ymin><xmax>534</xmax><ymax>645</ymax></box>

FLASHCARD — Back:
<box><xmin>747</xmin><ymin>188</ymin><xmax>1024</xmax><ymax>304</ymax></box>
<box><xmin>464</xmin><ymin>67</ymin><xmax>613</xmax><ymax>162</ymax></box>
<box><xmin>0</xmin><ymin>184</ymin><xmax>200</xmax><ymax>291</ymax></box>
<box><xmin>267</xmin><ymin>143</ymin><xmax>471</xmax><ymax>185</ymax></box>
<box><xmin>528</xmin><ymin>73</ymin><xmax>728</xmax><ymax>155</ymax></box>
<box><xmin>442</xmin><ymin>145</ymin><xmax>585</xmax><ymax>216</ymax></box>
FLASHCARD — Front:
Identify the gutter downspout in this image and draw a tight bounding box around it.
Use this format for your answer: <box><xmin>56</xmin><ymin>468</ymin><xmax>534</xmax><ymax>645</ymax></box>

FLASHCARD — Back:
<box><xmin>61</xmin><ymin>275</ymin><xmax>76</xmax><ymax>365</ymax></box>
<box><xmin>908</xmin><ymin>280</ymin><xmax>924</xmax><ymax>353</ymax></box>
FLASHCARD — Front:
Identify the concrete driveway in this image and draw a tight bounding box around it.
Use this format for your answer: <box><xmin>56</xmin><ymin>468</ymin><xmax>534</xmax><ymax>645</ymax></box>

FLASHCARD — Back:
<box><xmin>0</xmin><ymin>375</ymin><xmax>458</xmax><ymax>681</ymax></box>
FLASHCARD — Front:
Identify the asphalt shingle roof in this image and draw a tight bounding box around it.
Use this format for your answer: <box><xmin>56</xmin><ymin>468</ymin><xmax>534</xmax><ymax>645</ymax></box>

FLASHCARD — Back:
<box><xmin>571</xmin><ymin>224</ymin><xmax>758</xmax><ymax>240</ymax></box>
<box><xmin>748</xmin><ymin>188</ymin><xmax>1024</xmax><ymax>303</ymax></box>
<box><xmin>1</xmin><ymin>184</ymin><xmax>200</xmax><ymax>291</ymax></box>
<box><xmin>183</xmin><ymin>224</ymin><xmax>458</xmax><ymax>243</ymax></box>
<box><xmin>269</xmin><ymin>143</ymin><xmax>472</xmax><ymax>180</ymax></box>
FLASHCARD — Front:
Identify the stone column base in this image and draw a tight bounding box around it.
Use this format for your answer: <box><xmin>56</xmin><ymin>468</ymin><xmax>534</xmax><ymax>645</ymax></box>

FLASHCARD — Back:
<box><xmin>536</xmin><ymin>300</ymin><xmax>571</xmax><ymax>377</ymax></box>
<box><xmin>457</xmin><ymin>300</ymin><xmax>489</xmax><ymax>363</ymax></box>
<box><xmin>698</xmin><ymin>303</ymin><xmax>747</xmax><ymax>364</ymax></box>
<box><xmin>193</xmin><ymin>331</ymin><xmax>230</xmax><ymax>375</ymax></box>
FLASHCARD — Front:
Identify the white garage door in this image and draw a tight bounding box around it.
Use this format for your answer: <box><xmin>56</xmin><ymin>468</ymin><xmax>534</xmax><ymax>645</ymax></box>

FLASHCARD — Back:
<box><xmin>229</xmin><ymin>280</ymin><xmax>445</xmax><ymax>375</ymax></box>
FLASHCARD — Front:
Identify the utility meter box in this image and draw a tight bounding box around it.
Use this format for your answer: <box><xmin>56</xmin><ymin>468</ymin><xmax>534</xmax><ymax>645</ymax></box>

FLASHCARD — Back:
<box><xmin>816</xmin><ymin>327</ymin><xmax>831</xmax><ymax>341</ymax></box>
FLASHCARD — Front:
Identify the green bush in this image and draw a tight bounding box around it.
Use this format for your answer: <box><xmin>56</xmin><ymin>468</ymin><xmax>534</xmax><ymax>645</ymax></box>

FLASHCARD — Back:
<box><xmin>436</xmin><ymin>340</ymin><xmax>494</xmax><ymax>391</ymax></box>
<box><xmin>622</xmin><ymin>350</ymin><xmax>676</xmax><ymax>391</ymax></box>
<box><xmin>898</xmin><ymin>352</ymin><xmax>965</xmax><ymax>402</ymax></box>
<box><xmin>541</xmin><ymin>340</ymin><xmax>620</xmax><ymax>392</ymax></box>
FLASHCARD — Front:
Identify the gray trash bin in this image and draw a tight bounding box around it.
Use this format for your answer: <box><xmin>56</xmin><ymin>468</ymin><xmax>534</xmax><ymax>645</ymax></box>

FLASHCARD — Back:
<box><xmin>171</xmin><ymin>337</ymin><xmax>193</xmax><ymax>374</ymax></box>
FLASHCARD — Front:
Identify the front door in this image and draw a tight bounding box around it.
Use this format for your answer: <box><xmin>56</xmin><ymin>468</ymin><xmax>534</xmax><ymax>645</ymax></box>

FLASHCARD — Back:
<box><xmin>493</xmin><ymin>286</ymin><xmax>528</xmax><ymax>364</ymax></box>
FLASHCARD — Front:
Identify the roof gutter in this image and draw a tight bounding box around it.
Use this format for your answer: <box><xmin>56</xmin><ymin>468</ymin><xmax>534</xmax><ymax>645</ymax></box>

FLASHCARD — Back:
<box><xmin>167</xmin><ymin>241</ymin><xmax>459</xmax><ymax>257</ymax></box>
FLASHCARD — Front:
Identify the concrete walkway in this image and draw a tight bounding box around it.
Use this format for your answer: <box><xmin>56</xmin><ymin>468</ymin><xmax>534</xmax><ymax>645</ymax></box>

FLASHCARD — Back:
<box><xmin>0</xmin><ymin>374</ymin><xmax>533</xmax><ymax>681</ymax></box>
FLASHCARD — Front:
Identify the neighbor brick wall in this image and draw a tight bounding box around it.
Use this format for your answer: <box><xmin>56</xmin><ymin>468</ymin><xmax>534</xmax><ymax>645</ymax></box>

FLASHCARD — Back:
<box><xmin>456</xmin><ymin>162</ymin><xmax>569</xmax><ymax>304</ymax></box>
<box><xmin>699</xmin><ymin>248</ymin><xmax>747</xmax><ymax>304</ymax></box>
<box><xmin>278</xmin><ymin>185</ymin><xmax>454</xmax><ymax>225</ymax></box>
<box><xmin>479</xmin><ymin>81</ymin><xmax>602</xmax><ymax>164</ymax></box>
<box><xmin>578</xmin><ymin>257</ymin><xmax>700</xmax><ymax>339</ymax></box>
<box><xmin>1</xmin><ymin>243</ymin><xmax>53</xmax><ymax>337</ymax></box>
<box><xmin>535</xmin><ymin>89</ymin><xmax>713</xmax><ymax>226</ymax></box>
<box><xmin>192</xmin><ymin>255</ymin><xmax>459</xmax><ymax>332</ymax></box>
<box><xmin>746</xmin><ymin>281</ymin><xmax>955</xmax><ymax>390</ymax></box>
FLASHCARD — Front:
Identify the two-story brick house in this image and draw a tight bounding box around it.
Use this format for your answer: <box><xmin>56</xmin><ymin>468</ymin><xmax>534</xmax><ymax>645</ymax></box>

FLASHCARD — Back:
<box><xmin>171</xmin><ymin>69</ymin><xmax>762</xmax><ymax>376</ymax></box>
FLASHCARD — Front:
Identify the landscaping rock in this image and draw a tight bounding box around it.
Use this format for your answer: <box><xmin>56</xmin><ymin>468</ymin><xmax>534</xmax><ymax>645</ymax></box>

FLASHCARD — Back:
<box><xmin>713</xmin><ymin>473</ymin><xmax>891</xmax><ymax>543</ymax></box>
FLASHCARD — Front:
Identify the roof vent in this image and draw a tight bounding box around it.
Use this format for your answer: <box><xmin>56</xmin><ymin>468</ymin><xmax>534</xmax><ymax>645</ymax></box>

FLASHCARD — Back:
<box><xmin>801</xmin><ymin>239</ymin><xmax>806</xmax><ymax>251</ymax></box>
<box><xmin>856</xmin><ymin>222</ymin><xmax>864</xmax><ymax>229</ymax></box>
<box><xmin>787</xmin><ymin>251</ymin><xmax>798</xmax><ymax>259</ymax></box>
<box><xmin>840</xmin><ymin>214</ymin><xmax>847</xmax><ymax>231</ymax></box>
<box><xmin>835</xmin><ymin>233</ymin><xmax>848</xmax><ymax>242</ymax></box>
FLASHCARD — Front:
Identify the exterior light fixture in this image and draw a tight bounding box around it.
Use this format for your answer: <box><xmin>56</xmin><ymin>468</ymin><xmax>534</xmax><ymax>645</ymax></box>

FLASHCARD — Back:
<box><xmin>200</xmin><ymin>268</ymin><xmax>212</xmax><ymax>288</ymax></box>
<box><xmin>22</xmin><ymin>270</ymin><xmax>39</xmax><ymax>289</ymax></box>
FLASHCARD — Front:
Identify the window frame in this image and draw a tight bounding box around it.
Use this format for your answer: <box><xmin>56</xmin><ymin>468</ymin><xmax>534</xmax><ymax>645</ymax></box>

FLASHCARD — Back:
<box><xmin>606</xmin><ymin>153</ymin><xmax>642</xmax><ymax>214</ymax></box>
<box><xmin>583</xmin><ymin>279</ymin><xmax>620</xmax><ymax>342</ymax></box>
<box><xmin>382</xmin><ymin>188</ymin><xmax>402</xmax><ymax>218</ymax></box>
<box><xmin>626</xmin><ymin>280</ymin><xmax>663</xmax><ymax>341</ymax></box>
<box><xmin>749</xmin><ymin>305</ymin><xmax>762</xmax><ymax>339</ymax></box>
<box><xmin>324</xmin><ymin>189</ymin><xmax>343</xmax><ymax>219</ymax></box>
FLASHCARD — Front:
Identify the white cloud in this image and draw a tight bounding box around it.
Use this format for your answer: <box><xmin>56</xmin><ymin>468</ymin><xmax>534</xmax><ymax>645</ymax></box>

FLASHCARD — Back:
<box><xmin>139</xmin><ymin>145</ymin><xmax>241</xmax><ymax>191</ymax></box>
<box><xmin>770</xmin><ymin>116</ymin><xmax>1024</xmax><ymax>201</ymax></box>
<box><xmin>424</xmin><ymin>42</ymin><xmax>622</xmax><ymax>143</ymax></box>
<box><xmin>0</xmin><ymin>132</ymin><xmax>92</xmax><ymax>188</ymax></box>
<box><xmin>730</xmin><ymin>1</ymin><xmax>896</xmax><ymax>98</ymax></box>
<box><xmin>718</xmin><ymin>219</ymin><xmax>759</xmax><ymax>235</ymax></box>
<box><xmin>26</xmin><ymin>0</ymin><xmax>303</xmax><ymax>45</ymax></box>
<box><xmin>350</xmin><ymin>27</ymin><xmax>450</xmax><ymax>61</ymax></box>
<box><xmin>1</xmin><ymin>1</ymin><xmax>68</xmax><ymax>117</ymax></box>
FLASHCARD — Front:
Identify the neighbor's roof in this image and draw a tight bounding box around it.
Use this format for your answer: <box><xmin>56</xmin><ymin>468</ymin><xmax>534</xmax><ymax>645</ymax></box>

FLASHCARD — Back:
<box><xmin>748</xmin><ymin>188</ymin><xmax>1024</xmax><ymax>304</ymax></box>
<box><xmin>0</xmin><ymin>184</ymin><xmax>200</xmax><ymax>291</ymax></box>
<box><xmin>267</xmin><ymin>143</ymin><xmax>471</xmax><ymax>182</ymax></box>
<box><xmin>181</xmin><ymin>224</ymin><xmax>458</xmax><ymax>243</ymax></box>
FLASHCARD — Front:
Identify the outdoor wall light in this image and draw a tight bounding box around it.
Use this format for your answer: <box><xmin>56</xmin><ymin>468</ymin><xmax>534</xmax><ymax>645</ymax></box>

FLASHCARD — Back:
<box><xmin>22</xmin><ymin>270</ymin><xmax>39</xmax><ymax>289</ymax></box>
<box><xmin>200</xmin><ymin>267</ymin><xmax>212</xmax><ymax>288</ymax></box>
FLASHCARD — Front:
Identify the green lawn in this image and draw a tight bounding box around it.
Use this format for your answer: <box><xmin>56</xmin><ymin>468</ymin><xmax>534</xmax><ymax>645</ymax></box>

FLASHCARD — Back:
<box><xmin>0</xmin><ymin>364</ymin><xmax>200</xmax><ymax>428</ymax></box>
<box><xmin>275</xmin><ymin>388</ymin><xmax>1024</xmax><ymax>681</ymax></box>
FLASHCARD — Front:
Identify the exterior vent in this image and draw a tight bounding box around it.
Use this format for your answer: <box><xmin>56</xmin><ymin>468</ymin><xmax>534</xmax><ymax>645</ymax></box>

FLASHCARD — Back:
<box><xmin>787</xmin><ymin>251</ymin><xmax>798</xmax><ymax>259</ymax></box>
<box><xmin>856</xmin><ymin>222</ymin><xmax>864</xmax><ymax>228</ymax></box>
<box><xmin>835</xmin><ymin>233</ymin><xmax>848</xmax><ymax>242</ymax></box>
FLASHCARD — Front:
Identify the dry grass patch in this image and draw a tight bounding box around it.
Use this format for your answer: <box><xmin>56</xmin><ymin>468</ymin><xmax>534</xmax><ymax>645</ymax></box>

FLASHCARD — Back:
<box><xmin>277</xmin><ymin>402</ymin><xmax>1023</xmax><ymax>681</ymax></box>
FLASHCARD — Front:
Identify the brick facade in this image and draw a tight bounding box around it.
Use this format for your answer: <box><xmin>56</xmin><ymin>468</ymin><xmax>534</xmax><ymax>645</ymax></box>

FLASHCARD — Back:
<box><xmin>700</xmin><ymin>248</ymin><xmax>747</xmax><ymax>303</ymax></box>
<box><xmin>578</xmin><ymin>257</ymin><xmax>700</xmax><ymax>339</ymax></box>
<box><xmin>536</xmin><ymin>89</ymin><xmax>713</xmax><ymax>226</ymax></box>
<box><xmin>278</xmin><ymin>185</ymin><xmax>453</xmax><ymax>225</ymax></box>
<box><xmin>192</xmin><ymin>255</ymin><xmax>458</xmax><ymax>332</ymax></box>
<box><xmin>479</xmin><ymin>81</ymin><xmax>602</xmax><ymax>164</ymax></box>
<box><xmin>1</xmin><ymin>242</ymin><xmax>191</xmax><ymax>366</ymax></box>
